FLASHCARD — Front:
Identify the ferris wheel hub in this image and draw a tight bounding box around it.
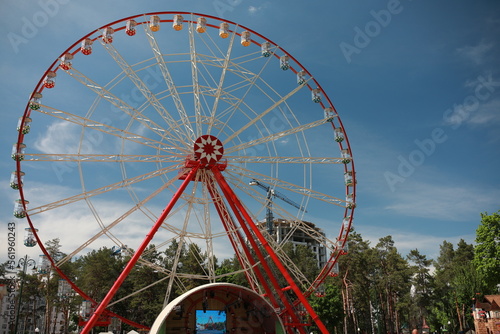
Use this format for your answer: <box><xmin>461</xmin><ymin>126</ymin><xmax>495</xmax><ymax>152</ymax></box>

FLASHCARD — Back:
<box><xmin>193</xmin><ymin>135</ymin><xmax>224</xmax><ymax>165</ymax></box>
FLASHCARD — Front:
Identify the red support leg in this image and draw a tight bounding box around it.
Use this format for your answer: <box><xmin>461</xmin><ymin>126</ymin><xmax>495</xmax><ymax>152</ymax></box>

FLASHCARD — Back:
<box><xmin>210</xmin><ymin>165</ymin><xmax>330</xmax><ymax>334</ymax></box>
<box><xmin>81</xmin><ymin>164</ymin><xmax>201</xmax><ymax>334</ymax></box>
<box><xmin>205</xmin><ymin>176</ymin><xmax>280</xmax><ymax>308</ymax></box>
<box><xmin>205</xmin><ymin>177</ymin><xmax>257</xmax><ymax>289</ymax></box>
<box><xmin>210</xmin><ymin>167</ymin><xmax>308</xmax><ymax>334</ymax></box>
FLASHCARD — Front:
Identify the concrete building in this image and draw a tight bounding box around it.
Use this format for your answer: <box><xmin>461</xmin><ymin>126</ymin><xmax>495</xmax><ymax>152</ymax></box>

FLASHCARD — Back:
<box><xmin>260</xmin><ymin>218</ymin><xmax>328</xmax><ymax>269</ymax></box>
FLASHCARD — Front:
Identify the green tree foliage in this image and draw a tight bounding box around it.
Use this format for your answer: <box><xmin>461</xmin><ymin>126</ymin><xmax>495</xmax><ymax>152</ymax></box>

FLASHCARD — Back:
<box><xmin>125</xmin><ymin>245</ymin><xmax>167</xmax><ymax>327</ymax></box>
<box><xmin>16</xmin><ymin>272</ymin><xmax>44</xmax><ymax>329</ymax></box>
<box><xmin>216</xmin><ymin>256</ymin><xmax>249</xmax><ymax>287</ymax></box>
<box><xmin>0</xmin><ymin>261</ymin><xmax>13</xmax><ymax>284</ymax></box>
<box><xmin>45</xmin><ymin>238</ymin><xmax>64</xmax><ymax>262</ymax></box>
<box><xmin>407</xmin><ymin>249</ymin><xmax>433</xmax><ymax>329</ymax></box>
<box><xmin>473</xmin><ymin>210</ymin><xmax>500</xmax><ymax>292</ymax></box>
<box><xmin>309</xmin><ymin>281</ymin><xmax>343</xmax><ymax>333</ymax></box>
<box><xmin>338</xmin><ymin>231</ymin><xmax>377</xmax><ymax>333</ymax></box>
<box><xmin>374</xmin><ymin>236</ymin><xmax>413</xmax><ymax>333</ymax></box>
<box><xmin>432</xmin><ymin>239</ymin><xmax>480</xmax><ymax>333</ymax></box>
<box><xmin>75</xmin><ymin>247</ymin><xmax>126</xmax><ymax>301</ymax></box>
<box><xmin>181</xmin><ymin>243</ymin><xmax>209</xmax><ymax>290</ymax></box>
<box><xmin>285</xmin><ymin>243</ymin><xmax>320</xmax><ymax>282</ymax></box>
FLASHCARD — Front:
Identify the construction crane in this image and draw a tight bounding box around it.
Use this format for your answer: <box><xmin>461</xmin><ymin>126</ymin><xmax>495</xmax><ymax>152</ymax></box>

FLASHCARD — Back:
<box><xmin>248</xmin><ymin>179</ymin><xmax>306</xmax><ymax>235</ymax></box>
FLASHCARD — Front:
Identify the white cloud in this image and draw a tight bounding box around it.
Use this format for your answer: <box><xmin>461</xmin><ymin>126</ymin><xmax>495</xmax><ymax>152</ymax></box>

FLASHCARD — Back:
<box><xmin>34</xmin><ymin>121</ymin><xmax>81</xmax><ymax>154</ymax></box>
<box><xmin>441</xmin><ymin>73</ymin><xmax>500</xmax><ymax>130</ymax></box>
<box><xmin>468</xmin><ymin>97</ymin><xmax>500</xmax><ymax>126</ymax></box>
<box><xmin>442</xmin><ymin>96</ymin><xmax>500</xmax><ymax>131</ymax></box>
<box><xmin>18</xmin><ymin>181</ymin><xmax>153</xmax><ymax>254</ymax></box>
<box><xmin>384</xmin><ymin>180</ymin><xmax>498</xmax><ymax>222</ymax></box>
<box><xmin>248</xmin><ymin>4</ymin><xmax>269</xmax><ymax>15</ymax></box>
<box><xmin>456</xmin><ymin>40</ymin><xmax>494</xmax><ymax>65</ymax></box>
<box><xmin>33</xmin><ymin>119</ymin><xmax>128</xmax><ymax>156</ymax></box>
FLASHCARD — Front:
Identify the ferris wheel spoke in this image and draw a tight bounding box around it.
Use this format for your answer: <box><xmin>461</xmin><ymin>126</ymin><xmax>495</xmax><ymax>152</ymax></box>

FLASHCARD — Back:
<box><xmin>188</xmin><ymin>19</ymin><xmax>204</xmax><ymax>137</ymax></box>
<box><xmin>226</xmin><ymin>155</ymin><xmax>346</xmax><ymax>164</ymax></box>
<box><xmin>227</xmin><ymin>164</ymin><xmax>347</xmax><ymax>207</ymax></box>
<box><xmin>208</xmin><ymin>64</ymin><xmax>280</xmax><ymax>140</ymax></box>
<box><xmin>56</xmin><ymin>177</ymin><xmax>177</xmax><ymax>267</ymax></box>
<box><xmin>24</xmin><ymin>153</ymin><xmax>185</xmax><ymax>163</ymax></box>
<box><xmin>36</xmin><ymin>104</ymin><xmax>186</xmax><ymax>153</ymax></box>
<box><xmin>65</xmin><ymin>68</ymin><xmax>188</xmax><ymax>147</ymax></box>
<box><xmin>215</xmin><ymin>49</ymin><xmax>278</xmax><ymax>133</ymax></box>
<box><xmin>141</xmin><ymin>22</ymin><xmax>194</xmax><ymax>141</ymax></box>
<box><xmin>28</xmin><ymin>164</ymin><xmax>182</xmax><ymax>215</ymax></box>
<box><xmin>225</xmin><ymin>171</ymin><xmax>339</xmax><ymax>252</ymax></box>
<box><xmin>205</xmin><ymin>26</ymin><xmax>237</xmax><ymax>134</ymax></box>
<box><xmin>269</xmin><ymin>239</ymin><xmax>313</xmax><ymax>287</ymax></box>
<box><xmin>98</xmin><ymin>37</ymin><xmax>194</xmax><ymax>144</ymax></box>
<box><xmin>222</xmin><ymin>173</ymin><xmax>305</xmax><ymax>223</ymax></box>
<box><xmin>223</xmin><ymin>78</ymin><xmax>312</xmax><ymax>145</ymax></box>
<box><xmin>225</xmin><ymin>117</ymin><xmax>329</xmax><ymax>155</ymax></box>
<box><xmin>163</xmin><ymin>234</ymin><xmax>189</xmax><ymax>304</ymax></box>
<box><xmin>108</xmin><ymin>273</ymin><xmax>172</xmax><ymax>307</ymax></box>
<box><xmin>208</xmin><ymin>55</ymin><xmax>275</xmax><ymax>127</ymax></box>
<box><xmin>223</xmin><ymin>183</ymin><xmax>339</xmax><ymax>263</ymax></box>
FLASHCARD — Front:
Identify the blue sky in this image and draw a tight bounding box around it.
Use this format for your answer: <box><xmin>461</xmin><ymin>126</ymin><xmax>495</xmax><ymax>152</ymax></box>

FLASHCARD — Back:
<box><xmin>1</xmin><ymin>0</ymin><xmax>499</xmax><ymax>268</ymax></box>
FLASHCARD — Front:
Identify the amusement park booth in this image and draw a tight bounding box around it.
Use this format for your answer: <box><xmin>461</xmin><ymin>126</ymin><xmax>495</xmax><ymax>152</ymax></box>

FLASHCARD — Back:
<box><xmin>149</xmin><ymin>283</ymin><xmax>285</xmax><ymax>334</ymax></box>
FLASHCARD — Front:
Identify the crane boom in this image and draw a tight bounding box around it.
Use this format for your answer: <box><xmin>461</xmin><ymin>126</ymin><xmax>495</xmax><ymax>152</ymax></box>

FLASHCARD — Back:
<box><xmin>249</xmin><ymin>179</ymin><xmax>306</xmax><ymax>235</ymax></box>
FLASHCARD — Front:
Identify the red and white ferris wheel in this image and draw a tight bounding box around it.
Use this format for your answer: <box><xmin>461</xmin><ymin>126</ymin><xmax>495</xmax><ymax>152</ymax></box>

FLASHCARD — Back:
<box><xmin>12</xmin><ymin>12</ymin><xmax>356</xmax><ymax>334</ymax></box>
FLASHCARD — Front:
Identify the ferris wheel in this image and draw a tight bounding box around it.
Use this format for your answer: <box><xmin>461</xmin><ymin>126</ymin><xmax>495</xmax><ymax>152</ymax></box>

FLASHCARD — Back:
<box><xmin>12</xmin><ymin>12</ymin><xmax>356</xmax><ymax>334</ymax></box>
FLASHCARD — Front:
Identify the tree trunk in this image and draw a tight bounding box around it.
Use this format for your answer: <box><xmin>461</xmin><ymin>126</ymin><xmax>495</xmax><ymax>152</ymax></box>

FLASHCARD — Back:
<box><xmin>455</xmin><ymin>295</ymin><xmax>463</xmax><ymax>332</ymax></box>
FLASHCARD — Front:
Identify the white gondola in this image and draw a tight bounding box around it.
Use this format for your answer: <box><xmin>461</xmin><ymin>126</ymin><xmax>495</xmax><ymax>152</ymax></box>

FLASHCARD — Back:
<box><xmin>196</xmin><ymin>17</ymin><xmax>207</xmax><ymax>33</ymax></box>
<box><xmin>11</xmin><ymin>143</ymin><xmax>26</xmax><ymax>161</ymax></box>
<box><xmin>17</xmin><ymin>117</ymin><xmax>32</xmax><ymax>134</ymax></box>
<box><xmin>334</xmin><ymin>127</ymin><xmax>345</xmax><ymax>142</ymax></box>
<box><xmin>241</xmin><ymin>31</ymin><xmax>251</xmax><ymax>46</ymax></box>
<box><xmin>346</xmin><ymin>194</ymin><xmax>356</xmax><ymax>209</ymax></box>
<box><xmin>280</xmin><ymin>55</ymin><xmax>290</xmax><ymax>70</ymax></box>
<box><xmin>102</xmin><ymin>27</ymin><xmax>114</xmax><ymax>43</ymax></box>
<box><xmin>312</xmin><ymin>88</ymin><xmax>321</xmax><ymax>103</ymax></box>
<box><xmin>10</xmin><ymin>171</ymin><xmax>25</xmax><ymax>189</ymax></box>
<box><xmin>219</xmin><ymin>22</ymin><xmax>229</xmax><ymax>38</ymax></box>
<box><xmin>81</xmin><ymin>38</ymin><xmax>93</xmax><ymax>55</ymax></box>
<box><xmin>344</xmin><ymin>171</ymin><xmax>355</xmax><ymax>186</ymax></box>
<box><xmin>173</xmin><ymin>14</ymin><xmax>183</xmax><ymax>31</ymax></box>
<box><xmin>13</xmin><ymin>199</ymin><xmax>29</xmax><ymax>219</ymax></box>
<box><xmin>29</xmin><ymin>92</ymin><xmax>42</xmax><ymax>110</ymax></box>
<box><xmin>150</xmin><ymin>15</ymin><xmax>160</xmax><ymax>32</ymax></box>
<box><xmin>38</xmin><ymin>254</ymin><xmax>50</xmax><ymax>274</ymax></box>
<box><xmin>60</xmin><ymin>53</ymin><xmax>74</xmax><ymax>70</ymax></box>
<box><xmin>126</xmin><ymin>19</ymin><xmax>137</xmax><ymax>36</ymax></box>
<box><xmin>341</xmin><ymin>149</ymin><xmax>351</xmax><ymax>164</ymax></box>
<box><xmin>297</xmin><ymin>70</ymin><xmax>306</xmax><ymax>85</ymax></box>
<box><xmin>261</xmin><ymin>41</ymin><xmax>271</xmax><ymax>57</ymax></box>
<box><xmin>324</xmin><ymin>107</ymin><xmax>334</xmax><ymax>121</ymax></box>
<box><xmin>24</xmin><ymin>227</ymin><xmax>38</xmax><ymax>247</ymax></box>
<box><xmin>43</xmin><ymin>71</ymin><xmax>56</xmax><ymax>89</ymax></box>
